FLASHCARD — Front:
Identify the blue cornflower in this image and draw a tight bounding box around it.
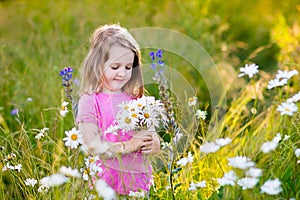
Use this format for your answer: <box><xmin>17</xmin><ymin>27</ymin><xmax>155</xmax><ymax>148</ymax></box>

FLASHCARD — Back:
<box><xmin>149</xmin><ymin>51</ymin><xmax>155</xmax><ymax>61</ymax></box>
<box><xmin>149</xmin><ymin>49</ymin><xmax>164</xmax><ymax>70</ymax></box>
<box><xmin>11</xmin><ymin>108</ymin><xmax>19</xmax><ymax>116</ymax></box>
<box><xmin>59</xmin><ymin>67</ymin><xmax>73</xmax><ymax>76</ymax></box>
<box><xmin>156</xmin><ymin>49</ymin><xmax>163</xmax><ymax>58</ymax></box>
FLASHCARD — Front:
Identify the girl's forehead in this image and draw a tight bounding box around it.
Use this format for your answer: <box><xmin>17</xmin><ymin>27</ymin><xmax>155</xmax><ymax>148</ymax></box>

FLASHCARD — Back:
<box><xmin>107</xmin><ymin>44</ymin><xmax>134</xmax><ymax>62</ymax></box>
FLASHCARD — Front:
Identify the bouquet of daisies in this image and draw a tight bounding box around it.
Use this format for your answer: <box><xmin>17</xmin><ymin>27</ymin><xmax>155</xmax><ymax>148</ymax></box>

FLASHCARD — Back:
<box><xmin>105</xmin><ymin>96</ymin><xmax>167</xmax><ymax>135</ymax></box>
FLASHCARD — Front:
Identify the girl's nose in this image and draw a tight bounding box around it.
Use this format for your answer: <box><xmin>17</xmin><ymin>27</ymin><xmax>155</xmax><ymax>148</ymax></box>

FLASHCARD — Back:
<box><xmin>117</xmin><ymin>67</ymin><xmax>126</xmax><ymax>77</ymax></box>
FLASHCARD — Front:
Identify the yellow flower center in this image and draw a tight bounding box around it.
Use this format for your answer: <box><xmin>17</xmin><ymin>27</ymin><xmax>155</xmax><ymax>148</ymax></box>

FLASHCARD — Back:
<box><xmin>124</xmin><ymin>105</ymin><xmax>129</xmax><ymax>110</ymax></box>
<box><xmin>144</xmin><ymin>113</ymin><xmax>150</xmax><ymax>118</ymax></box>
<box><xmin>137</xmin><ymin>103</ymin><xmax>143</xmax><ymax>107</ymax></box>
<box><xmin>71</xmin><ymin>134</ymin><xmax>78</xmax><ymax>141</ymax></box>
<box><xmin>89</xmin><ymin>158</ymin><xmax>94</xmax><ymax>163</ymax></box>
<box><xmin>61</xmin><ymin>106</ymin><xmax>66</xmax><ymax>111</ymax></box>
<box><xmin>284</xmin><ymin>108</ymin><xmax>291</xmax><ymax>112</ymax></box>
<box><xmin>131</xmin><ymin>113</ymin><xmax>137</xmax><ymax>118</ymax></box>
<box><xmin>125</xmin><ymin>117</ymin><xmax>132</xmax><ymax>124</ymax></box>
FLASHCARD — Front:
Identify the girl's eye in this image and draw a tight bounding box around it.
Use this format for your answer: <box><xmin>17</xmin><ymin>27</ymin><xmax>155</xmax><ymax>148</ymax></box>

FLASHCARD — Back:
<box><xmin>125</xmin><ymin>65</ymin><xmax>133</xmax><ymax>70</ymax></box>
<box><xmin>111</xmin><ymin>65</ymin><xmax>119</xmax><ymax>70</ymax></box>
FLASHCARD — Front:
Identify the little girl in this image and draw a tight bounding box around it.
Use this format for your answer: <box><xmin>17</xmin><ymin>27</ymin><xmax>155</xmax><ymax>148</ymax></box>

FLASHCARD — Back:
<box><xmin>76</xmin><ymin>24</ymin><xmax>161</xmax><ymax>196</ymax></box>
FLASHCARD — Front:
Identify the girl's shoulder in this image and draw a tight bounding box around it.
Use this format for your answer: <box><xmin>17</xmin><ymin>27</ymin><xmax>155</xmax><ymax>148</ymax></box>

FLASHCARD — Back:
<box><xmin>78</xmin><ymin>93</ymin><xmax>96</xmax><ymax>105</ymax></box>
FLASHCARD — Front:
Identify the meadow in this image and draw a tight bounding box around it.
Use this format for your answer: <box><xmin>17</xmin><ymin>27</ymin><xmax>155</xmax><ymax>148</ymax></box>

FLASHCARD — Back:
<box><xmin>0</xmin><ymin>0</ymin><xmax>300</xmax><ymax>199</ymax></box>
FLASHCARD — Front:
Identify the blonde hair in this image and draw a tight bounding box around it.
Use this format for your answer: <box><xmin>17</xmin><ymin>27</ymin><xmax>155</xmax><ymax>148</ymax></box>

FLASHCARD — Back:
<box><xmin>79</xmin><ymin>24</ymin><xmax>143</xmax><ymax>98</ymax></box>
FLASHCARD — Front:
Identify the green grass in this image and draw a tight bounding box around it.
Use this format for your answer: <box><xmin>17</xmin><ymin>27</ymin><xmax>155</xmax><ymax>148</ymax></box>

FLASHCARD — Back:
<box><xmin>1</xmin><ymin>0</ymin><xmax>300</xmax><ymax>199</ymax></box>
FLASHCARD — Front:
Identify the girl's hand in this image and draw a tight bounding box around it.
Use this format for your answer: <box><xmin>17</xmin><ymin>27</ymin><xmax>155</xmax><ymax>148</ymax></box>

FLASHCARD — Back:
<box><xmin>141</xmin><ymin>132</ymin><xmax>161</xmax><ymax>154</ymax></box>
<box><xmin>135</xmin><ymin>130</ymin><xmax>161</xmax><ymax>154</ymax></box>
<box><xmin>123</xmin><ymin>130</ymin><xmax>153</xmax><ymax>154</ymax></box>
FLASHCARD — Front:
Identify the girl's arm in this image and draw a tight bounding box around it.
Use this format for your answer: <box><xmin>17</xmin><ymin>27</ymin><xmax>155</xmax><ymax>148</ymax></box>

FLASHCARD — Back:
<box><xmin>78</xmin><ymin>122</ymin><xmax>153</xmax><ymax>158</ymax></box>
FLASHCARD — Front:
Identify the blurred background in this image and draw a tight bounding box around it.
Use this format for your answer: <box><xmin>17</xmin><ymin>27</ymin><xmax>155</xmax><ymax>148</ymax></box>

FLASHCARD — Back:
<box><xmin>0</xmin><ymin>0</ymin><xmax>299</xmax><ymax>130</ymax></box>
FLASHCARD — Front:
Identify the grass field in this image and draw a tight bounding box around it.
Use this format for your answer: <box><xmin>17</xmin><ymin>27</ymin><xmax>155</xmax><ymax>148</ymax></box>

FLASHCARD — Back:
<box><xmin>1</xmin><ymin>0</ymin><xmax>300</xmax><ymax>199</ymax></box>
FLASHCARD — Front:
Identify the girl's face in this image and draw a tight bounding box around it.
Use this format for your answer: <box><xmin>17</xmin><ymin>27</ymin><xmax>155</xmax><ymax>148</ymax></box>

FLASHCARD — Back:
<box><xmin>102</xmin><ymin>44</ymin><xmax>134</xmax><ymax>94</ymax></box>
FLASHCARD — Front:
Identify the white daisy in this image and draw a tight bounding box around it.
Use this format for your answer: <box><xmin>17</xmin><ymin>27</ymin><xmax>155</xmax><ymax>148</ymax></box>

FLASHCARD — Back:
<box><xmin>60</xmin><ymin>101</ymin><xmax>69</xmax><ymax>117</ymax></box>
<box><xmin>195</xmin><ymin>180</ymin><xmax>206</xmax><ymax>188</ymax></box>
<box><xmin>238</xmin><ymin>63</ymin><xmax>259</xmax><ymax>78</ymax></box>
<box><xmin>277</xmin><ymin>102</ymin><xmax>298</xmax><ymax>116</ymax></box>
<box><xmin>215</xmin><ymin>137</ymin><xmax>232</xmax><ymax>147</ymax></box>
<box><xmin>246</xmin><ymin>167</ymin><xmax>262</xmax><ymax>178</ymax></box>
<box><xmin>287</xmin><ymin>91</ymin><xmax>300</xmax><ymax>103</ymax></box>
<box><xmin>60</xmin><ymin>166</ymin><xmax>81</xmax><ymax>178</ymax></box>
<box><xmin>261</xmin><ymin>178</ymin><xmax>282</xmax><ymax>195</ymax></box>
<box><xmin>129</xmin><ymin>191</ymin><xmax>145</xmax><ymax>198</ymax></box>
<box><xmin>295</xmin><ymin>148</ymin><xmax>300</xmax><ymax>157</ymax></box>
<box><xmin>217</xmin><ymin>170</ymin><xmax>237</xmax><ymax>186</ymax></box>
<box><xmin>35</xmin><ymin>127</ymin><xmax>49</xmax><ymax>140</ymax></box>
<box><xmin>14</xmin><ymin>164</ymin><xmax>22</xmax><ymax>172</ymax></box>
<box><xmin>196</xmin><ymin>110</ymin><xmax>207</xmax><ymax>120</ymax></box>
<box><xmin>176</xmin><ymin>152</ymin><xmax>194</xmax><ymax>167</ymax></box>
<box><xmin>188</xmin><ymin>96</ymin><xmax>198</xmax><ymax>106</ymax></box>
<box><xmin>139</xmin><ymin>105</ymin><xmax>159</xmax><ymax>128</ymax></box>
<box><xmin>188</xmin><ymin>182</ymin><xmax>197</xmax><ymax>191</ymax></box>
<box><xmin>24</xmin><ymin>178</ymin><xmax>38</xmax><ymax>187</ymax></box>
<box><xmin>276</xmin><ymin>69</ymin><xmax>298</xmax><ymax>80</ymax></box>
<box><xmin>63</xmin><ymin>127</ymin><xmax>83</xmax><ymax>149</ymax></box>
<box><xmin>40</xmin><ymin>173</ymin><xmax>69</xmax><ymax>187</ymax></box>
<box><xmin>237</xmin><ymin>177</ymin><xmax>259</xmax><ymax>189</ymax></box>
<box><xmin>200</xmin><ymin>142</ymin><xmax>221</xmax><ymax>154</ymax></box>
<box><xmin>95</xmin><ymin>179</ymin><xmax>116</xmax><ymax>200</ymax></box>
<box><xmin>227</xmin><ymin>156</ymin><xmax>255</xmax><ymax>170</ymax></box>
<box><xmin>260</xmin><ymin>141</ymin><xmax>278</xmax><ymax>153</ymax></box>
<box><xmin>267</xmin><ymin>78</ymin><xmax>288</xmax><ymax>89</ymax></box>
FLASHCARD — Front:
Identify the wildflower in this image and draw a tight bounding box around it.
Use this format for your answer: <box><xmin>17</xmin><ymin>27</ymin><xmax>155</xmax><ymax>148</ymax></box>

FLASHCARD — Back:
<box><xmin>215</xmin><ymin>137</ymin><xmax>232</xmax><ymax>147</ymax></box>
<box><xmin>283</xmin><ymin>135</ymin><xmax>290</xmax><ymax>141</ymax></box>
<box><xmin>128</xmin><ymin>191</ymin><xmax>145</xmax><ymax>198</ymax></box>
<box><xmin>26</xmin><ymin>97</ymin><xmax>33</xmax><ymax>102</ymax></box>
<box><xmin>287</xmin><ymin>91</ymin><xmax>300</xmax><ymax>103</ymax></box>
<box><xmin>237</xmin><ymin>177</ymin><xmax>259</xmax><ymax>189</ymax></box>
<box><xmin>40</xmin><ymin>173</ymin><xmax>69</xmax><ymax>188</ymax></box>
<box><xmin>196</xmin><ymin>109</ymin><xmax>207</xmax><ymax>120</ymax></box>
<box><xmin>60</xmin><ymin>101</ymin><xmax>69</xmax><ymax>117</ymax></box>
<box><xmin>276</xmin><ymin>69</ymin><xmax>298</xmax><ymax>80</ymax></box>
<box><xmin>200</xmin><ymin>142</ymin><xmax>220</xmax><ymax>154</ymax></box>
<box><xmin>260</xmin><ymin>178</ymin><xmax>282</xmax><ymax>195</ymax></box>
<box><xmin>2</xmin><ymin>163</ymin><xmax>14</xmax><ymax>172</ymax></box>
<box><xmin>95</xmin><ymin>179</ymin><xmax>116</xmax><ymax>200</ymax></box>
<box><xmin>251</xmin><ymin>108</ymin><xmax>257</xmax><ymax>114</ymax></box>
<box><xmin>188</xmin><ymin>96</ymin><xmax>198</xmax><ymax>106</ymax></box>
<box><xmin>35</xmin><ymin>127</ymin><xmax>49</xmax><ymax>140</ymax></box>
<box><xmin>176</xmin><ymin>152</ymin><xmax>194</xmax><ymax>167</ymax></box>
<box><xmin>14</xmin><ymin>164</ymin><xmax>22</xmax><ymax>172</ymax></box>
<box><xmin>24</xmin><ymin>178</ymin><xmax>38</xmax><ymax>187</ymax></box>
<box><xmin>60</xmin><ymin>166</ymin><xmax>81</xmax><ymax>178</ymax></box>
<box><xmin>267</xmin><ymin>78</ymin><xmax>288</xmax><ymax>89</ymax></box>
<box><xmin>63</xmin><ymin>127</ymin><xmax>83</xmax><ymax>149</ymax></box>
<box><xmin>238</xmin><ymin>63</ymin><xmax>259</xmax><ymax>78</ymax></box>
<box><xmin>107</xmin><ymin>96</ymin><xmax>166</xmax><ymax>134</ymax></box>
<box><xmin>246</xmin><ymin>167</ymin><xmax>262</xmax><ymax>178</ymax></box>
<box><xmin>59</xmin><ymin>67</ymin><xmax>73</xmax><ymax>81</ymax></box>
<box><xmin>4</xmin><ymin>153</ymin><xmax>16</xmax><ymax>161</ymax></box>
<box><xmin>10</xmin><ymin>108</ymin><xmax>19</xmax><ymax>116</ymax></box>
<box><xmin>295</xmin><ymin>148</ymin><xmax>300</xmax><ymax>157</ymax></box>
<box><xmin>217</xmin><ymin>170</ymin><xmax>237</xmax><ymax>186</ymax></box>
<box><xmin>227</xmin><ymin>156</ymin><xmax>255</xmax><ymax>170</ymax></box>
<box><xmin>173</xmin><ymin>132</ymin><xmax>183</xmax><ymax>144</ymax></box>
<box><xmin>38</xmin><ymin>185</ymin><xmax>49</xmax><ymax>193</ymax></box>
<box><xmin>277</xmin><ymin>102</ymin><xmax>298</xmax><ymax>116</ymax></box>
<box><xmin>260</xmin><ymin>141</ymin><xmax>278</xmax><ymax>154</ymax></box>
<box><xmin>161</xmin><ymin>142</ymin><xmax>172</xmax><ymax>150</ymax></box>
<box><xmin>188</xmin><ymin>181</ymin><xmax>206</xmax><ymax>191</ymax></box>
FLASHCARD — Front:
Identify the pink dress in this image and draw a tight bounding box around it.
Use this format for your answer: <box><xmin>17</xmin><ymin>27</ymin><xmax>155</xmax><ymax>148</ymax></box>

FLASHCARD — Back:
<box><xmin>77</xmin><ymin>92</ymin><xmax>152</xmax><ymax>194</ymax></box>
